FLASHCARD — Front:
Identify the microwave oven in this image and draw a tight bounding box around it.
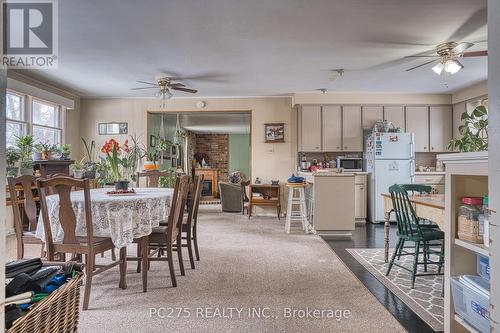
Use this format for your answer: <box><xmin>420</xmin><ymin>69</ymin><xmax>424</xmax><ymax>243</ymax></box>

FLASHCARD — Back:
<box><xmin>336</xmin><ymin>157</ymin><xmax>363</xmax><ymax>171</ymax></box>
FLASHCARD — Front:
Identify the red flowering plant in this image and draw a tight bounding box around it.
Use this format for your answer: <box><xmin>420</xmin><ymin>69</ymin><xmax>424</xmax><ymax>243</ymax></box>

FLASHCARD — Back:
<box><xmin>100</xmin><ymin>139</ymin><xmax>130</xmax><ymax>182</ymax></box>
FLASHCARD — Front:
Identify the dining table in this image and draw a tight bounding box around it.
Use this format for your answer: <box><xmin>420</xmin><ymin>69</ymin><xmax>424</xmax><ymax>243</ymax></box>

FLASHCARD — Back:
<box><xmin>381</xmin><ymin>193</ymin><xmax>445</xmax><ymax>263</ymax></box>
<box><xmin>35</xmin><ymin>187</ymin><xmax>174</xmax><ymax>291</ymax></box>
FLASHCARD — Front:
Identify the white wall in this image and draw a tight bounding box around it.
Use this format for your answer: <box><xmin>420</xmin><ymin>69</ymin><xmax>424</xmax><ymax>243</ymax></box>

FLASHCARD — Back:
<box><xmin>451</xmin><ymin>80</ymin><xmax>488</xmax><ymax>104</ymax></box>
<box><xmin>488</xmin><ymin>0</ymin><xmax>500</xmax><ymax>330</ymax></box>
<box><xmin>80</xmin><ymin>97</ymin><xmax>296</xmax><ymax>198</ymax></box>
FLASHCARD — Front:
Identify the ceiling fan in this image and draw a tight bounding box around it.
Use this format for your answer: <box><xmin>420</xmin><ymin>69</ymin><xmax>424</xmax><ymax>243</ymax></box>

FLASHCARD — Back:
<box><xmin>131</xmin><ymin>74</ymin><xmax>198</xmax><ymax>99</ymax></box>
<box><xmin>405</xmin><ymin>41</ymin><xmax>487</xmax><ymax>75</ymax></box>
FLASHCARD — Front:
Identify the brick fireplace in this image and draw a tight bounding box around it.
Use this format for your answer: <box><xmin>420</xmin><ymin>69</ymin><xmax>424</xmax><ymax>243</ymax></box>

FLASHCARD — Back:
<box><xmin>188</xmin><ymin>133</ymin><xmax>229</xmax><ymax>182</ymax></box>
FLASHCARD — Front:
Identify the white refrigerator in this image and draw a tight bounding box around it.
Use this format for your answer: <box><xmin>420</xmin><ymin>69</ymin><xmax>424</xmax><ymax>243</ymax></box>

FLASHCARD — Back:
<box><xmin>365</xmin><ymin>132</ymin><xmax>415</xmax><ymax>222</ymax></box>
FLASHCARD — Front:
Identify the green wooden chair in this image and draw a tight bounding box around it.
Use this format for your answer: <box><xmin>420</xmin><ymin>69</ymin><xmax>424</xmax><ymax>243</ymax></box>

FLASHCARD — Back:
<box><xmin>386</xmin><ymin>184</ymin><xmax>444</xmax><ymax>288</ymax></box>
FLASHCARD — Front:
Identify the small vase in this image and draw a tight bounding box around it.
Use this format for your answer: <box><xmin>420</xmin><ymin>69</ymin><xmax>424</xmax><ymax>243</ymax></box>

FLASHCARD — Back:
<box><xmin>6</xmin><ymin>166</ymin><xmax>19</xmax><ymax>177</ymax></box>
<box><xmin>32</xmin><ymin>152</ymin><xmax>42</xmax><ymax>160</ymax></box>
<box><xmin>20</xmin><ymin>168</ymin><xmax>33</xmax><ymax>176</ymax></box>
<box><xmin>73</xmin><ymin>170</ymin><xmax>84</xmax><ymax>179</ymax></box>
<box><xmin>115</xmin><ymin>180</ymin><xmax>129</xmax><ymax>191</ymax></box>
<box><xmin>41</xmin><ymin>150</ymin><xmax>50</xmax><ymax>160</ymax></box>
<box><xmin>143</xmin><ymin>160</ymin><xmax>158</xmax><ymax>170</ymax></box>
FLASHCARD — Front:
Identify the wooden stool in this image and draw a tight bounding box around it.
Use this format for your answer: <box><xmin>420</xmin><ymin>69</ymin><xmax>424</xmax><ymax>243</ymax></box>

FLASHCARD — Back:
<box><xmin>285</xmin><ymin>183</ymin><xmax>309</xmax><ymax>234</ymax></box>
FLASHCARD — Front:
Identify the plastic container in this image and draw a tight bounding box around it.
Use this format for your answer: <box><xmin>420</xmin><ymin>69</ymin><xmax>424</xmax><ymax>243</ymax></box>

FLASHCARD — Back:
<box><xmin>457</xmin><ymin>197</ymin><xmax>484</xmax><ymax>243</ymax></box>
<box><xmin>451</xmin><ymin>275</ymin><xmax>490</xmax><ymax>333</ymax></box>
<box><xmin>483</xmin><ymin>196</ymin><xmax>489</xmax><ymax>248</ymax></box>
<box><xmin>477</xmin><ymin>255</ymin><xmax>490</xmax><ymax>280</ymax></box>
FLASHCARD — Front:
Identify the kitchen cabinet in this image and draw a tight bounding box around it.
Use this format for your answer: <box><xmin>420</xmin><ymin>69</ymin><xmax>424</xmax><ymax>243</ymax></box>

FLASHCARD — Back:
<box><xmin>362</xmin><ymin>106</ymin><xmax>383</xmax><ymax>130</ymax></box>
<box><xmin>405</xmin><ymin>106</ymin><xmax>429</xmax><ymax>152</ymax></box>
<box><xmin>354</xmin><ymin>174</ymin><xmax>367</xmax><ymax>220</ymax></box>
<box><xmin>383</xmin><ymin>106</ymin><xmax>405</xmax><ymax>131</ymax></box>
<box><xmin>342</xmin><ymin>106</ymin><xmax>363</xmax><ymax>151</ymax></box>
<box><xmin>429</xmin><ymin>106</ymin><xmax>453</xmax><ymax>152</ymax></box>
<box><xmin>322</xmin><ymin>105</ymin><xmax>342</xmax><ymax>151</ymax></box>
<box><xmin>300</xmin><ymin>105</ymin><xmax>322</xmax><ymax>152</ymax></box>
<box><xmin>452</xmin><ymin>102</ymin><xmax>466</xmax><ymax>141</ymax></box>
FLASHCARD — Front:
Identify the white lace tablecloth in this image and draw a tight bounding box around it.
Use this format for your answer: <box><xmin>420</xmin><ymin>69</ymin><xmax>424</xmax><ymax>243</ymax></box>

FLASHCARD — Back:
<box><xmin>36</xmin><ymin>187</ymin><xmax>174</xmax><ymax>248</ymax></box>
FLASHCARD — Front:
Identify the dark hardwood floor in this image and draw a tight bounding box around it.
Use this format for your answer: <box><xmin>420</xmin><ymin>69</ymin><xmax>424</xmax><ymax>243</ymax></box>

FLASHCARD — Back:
<box><xmin>322</xmin><ymin>223</ymin><xmax>441</xmax><ymax>333</ymax></box>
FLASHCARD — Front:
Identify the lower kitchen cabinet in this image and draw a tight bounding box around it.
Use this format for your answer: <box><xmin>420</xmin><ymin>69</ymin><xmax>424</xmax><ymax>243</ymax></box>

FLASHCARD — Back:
<box><xmin>354</xmin><ymin>174</ymin><xmax>367</xmax><ymax>221</ymax></box>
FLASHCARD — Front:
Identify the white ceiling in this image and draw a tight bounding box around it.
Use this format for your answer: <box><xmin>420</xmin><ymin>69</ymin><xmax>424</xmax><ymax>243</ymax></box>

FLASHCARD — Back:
<box><xmin>161</xmin><ymin>112</ymin><xmax>250</xmax><ymax>134</ymax></box>
<box><xmin>23</xmin><ymin>0</ymin><xmax>487</xmax><ymax>97</ymax></box>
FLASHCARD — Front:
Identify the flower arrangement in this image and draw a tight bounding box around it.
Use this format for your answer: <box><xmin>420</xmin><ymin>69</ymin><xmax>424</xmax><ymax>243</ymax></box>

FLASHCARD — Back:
<box><xmin>101</xmin><ymin>139</ymin><xmax>130</xmax><ymax>182</ymax></box>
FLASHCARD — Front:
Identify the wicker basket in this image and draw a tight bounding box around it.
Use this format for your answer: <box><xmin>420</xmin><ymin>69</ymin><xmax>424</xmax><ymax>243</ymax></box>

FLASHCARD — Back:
<box><xmin>457</xmin><ymin>215</ymin><xmax>483</xmax><ymax>243</ymax></box>
<box><xmin>6</xmin><ymin>269</ymin><xmax>83</xmax><ymax>333</ymax></box>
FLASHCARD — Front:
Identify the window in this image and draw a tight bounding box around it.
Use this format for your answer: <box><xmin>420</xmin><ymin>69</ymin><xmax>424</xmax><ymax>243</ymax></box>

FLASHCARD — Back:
<box><xmin>5</xmin><ymin>91</ymin><xmax>64</xmax><ymax>148</ymax></box>
<box><xmin>6</xmin><ymin>92</ymin><xmax>27</xmax><ymax>147</ymax></box>
<box><xmin>32</xmin><ymin>99</ymin><xmax>61</xmax><ymax>145</ymax></box>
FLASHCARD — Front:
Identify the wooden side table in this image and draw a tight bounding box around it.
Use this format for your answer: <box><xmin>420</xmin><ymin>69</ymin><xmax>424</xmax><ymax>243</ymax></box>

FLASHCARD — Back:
<box><xmin>248</xmin><ymin>184</ymin><xmax>281</xmax><ymax>219</ymax></box>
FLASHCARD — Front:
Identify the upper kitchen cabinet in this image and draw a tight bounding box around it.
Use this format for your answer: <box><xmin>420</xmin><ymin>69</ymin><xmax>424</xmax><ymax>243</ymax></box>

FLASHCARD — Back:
<box><xmin>342</xmin><ymin>106</ymin><xmax>363</xmax><ymax>151</ymax></box>
<box><xmin>429</xmin><ymin>105</ymin><xmax>452</xmax><ymax>152</ymax></box>
<box><xmin>383</xmin><ymin>106</ymin><xmax>405</xmax><ymax>131</ymax></box>
<box><xmin>299</xmin><ymin>105</ymin><xmax>322</xmax><ymax>152</ymax></box>
<box><xmin>322</xmin><ymin>105</ymin><xmax>342</xmax><ymax>152</ymax></box>
<box><xmin>362</xmin><ymin>106</ymin><xmax>383</xmax><ymax>130</ymax></box>
<box><xmin>405</xmin><ymin>106</ymin><xmax>429</xmax><ymax>152</ymax></box>
<box><xmin>452</xmin><ymin>102</ymin><xmax>466</xmax><ymax>141</ymax></box>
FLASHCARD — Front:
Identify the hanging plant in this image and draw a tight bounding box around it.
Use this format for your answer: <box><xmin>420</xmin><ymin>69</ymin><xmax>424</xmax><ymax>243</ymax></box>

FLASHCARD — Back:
<box><xmin>448</xmin><ymin>105</ymin><xmax>488</xmax><ymax>152</ymax></box>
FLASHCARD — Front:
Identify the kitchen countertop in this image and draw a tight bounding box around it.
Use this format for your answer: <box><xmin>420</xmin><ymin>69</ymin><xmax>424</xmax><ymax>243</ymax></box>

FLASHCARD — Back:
<box><xmin>297</xmin><ymin>171</ymin><xmax>367</xmax><ymax>178</ymax></box>
<box><xmin>415</xmin><ymin>171</ymin><xmax>445</xmax><ymax>175</ymax></box>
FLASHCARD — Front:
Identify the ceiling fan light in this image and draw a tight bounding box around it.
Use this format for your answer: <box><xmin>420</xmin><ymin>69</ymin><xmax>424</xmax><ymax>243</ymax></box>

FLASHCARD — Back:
<box><xmin>444</xmin><ymin>59</ymin><xmax>463</xmax><ymax>74</ymax></box>
<box><xmin>432</xmin><ymin>62</ymin><xmax>444</xmax><ymax>75</ymax></box>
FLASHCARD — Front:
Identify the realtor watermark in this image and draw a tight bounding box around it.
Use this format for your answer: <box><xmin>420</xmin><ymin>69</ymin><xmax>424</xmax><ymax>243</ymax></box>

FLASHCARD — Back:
<box><xmin>149</xmin><ymin>307</ymin><xmax>352</xmax><ymax>321</ymax></box>
<box><xmin>2</xmin><ymin>0</ymin><xmax>58</xmax><ymax>68</ymax></box>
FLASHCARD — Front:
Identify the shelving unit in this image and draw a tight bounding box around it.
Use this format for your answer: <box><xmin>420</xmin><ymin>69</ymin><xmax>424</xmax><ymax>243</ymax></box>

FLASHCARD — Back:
<box><xmin>454</xmin><ymin>239</ymin><xmax>488</xmax><ymax>257</ymax></box>
<box><xmin>439</xmin><ymin>152</ymin><xmax>489</xmax><ymax>333</ymax></box>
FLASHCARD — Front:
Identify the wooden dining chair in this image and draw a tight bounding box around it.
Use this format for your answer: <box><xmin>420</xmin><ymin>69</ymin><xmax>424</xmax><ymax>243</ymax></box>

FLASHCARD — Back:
<box><xmin>7</xmin><ymin>175</ymin><xmax>45</xmax><ymax>259</ymax></box>
<box><xmin>37</xmin><ymin>176</ymin><xmax>127</xmax><ymax>310</ymax></box>
<box><xmin>190</xmin><ymin>175</ymin><xmax>204</xmax><ymax>262</ymax></box>
<box><xmin>142</xmin><ymin>175</ymin><xmax>190</xmax><ymax>287</ymax></box>
<box><xmin>136</xmin><ymin>170</ymin><xmax>171</xmax><ymax>187</ymax></box>
<box><xmin>158</xmin><ymin>175</ymin><xmax>204</xmax><ymax>264</ymax></box>
<box><xmin>172</xmin><ymin>175</ymin><xmax>203</xmax><ymax>269</ymax></box>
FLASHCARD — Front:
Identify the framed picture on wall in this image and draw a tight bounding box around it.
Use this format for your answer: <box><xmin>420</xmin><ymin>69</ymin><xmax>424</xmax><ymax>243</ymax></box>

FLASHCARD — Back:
<box><xmin>98</xmin><ymin>122</ymin><xmax>128</xmax><ymax>135</ymax></box>
<box><xmin>264</xmin><ymin>123</ymin><xmax>285</xmax><ymax>143</ymax></box>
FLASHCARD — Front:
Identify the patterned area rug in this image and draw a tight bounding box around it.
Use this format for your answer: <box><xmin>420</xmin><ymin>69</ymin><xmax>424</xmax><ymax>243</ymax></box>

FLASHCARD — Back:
<box><xmin>347</xmin><ymin>248</ymin><xmax>444</xmax><ymax>332</ymax></box>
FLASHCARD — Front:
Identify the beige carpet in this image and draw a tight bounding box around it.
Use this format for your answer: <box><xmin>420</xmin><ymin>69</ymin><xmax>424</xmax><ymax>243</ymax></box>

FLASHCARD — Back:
<box><xmin>8</xmin><ymin>205</ymin><xmax>406</xmax><ymax>333</ymax></box>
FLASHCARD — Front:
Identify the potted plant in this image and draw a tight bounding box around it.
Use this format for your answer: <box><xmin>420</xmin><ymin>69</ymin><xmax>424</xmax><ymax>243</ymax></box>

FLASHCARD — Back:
<box><xmin>49</xmin><ymin>144</ymin><xmax>60</xmax><ymax>159</ymax></box>
<box><xmin>101</xmin><ymin>139</ymin><xmax>131</xmax><ymax>191</ymax></box>
<box><xmin>16</xmin><ymin>135</ymin><xmax>34</xmax><ymax>175</ymax></box>
<box><xmin>6</xmin><ymin>147</ymin><xmax>21</xmax><ymax>177</ymax></box>
<box><xmin>37</xmin><ymin>141</ymin><xmax>51</xmax><ymax>160</ymax></box>
<box><xmin>159</xmin><ymin>170</ymin><xmax>176</xmax><ymax>188</ymax></box>
<box><xmin>448</xmin><ymin>105</ymin><xmax>488</xmax><ymax>152</ymax></box>
<box><xmin>82</xmin><ymin>138</ymin><xmax>97</xmax><ymax>179</ymax></box>
<box><xmin>144</xmin><ymin>148</ymin><xmax>159</xmax><ymax>170</ymax></box>
<box><xmin>60</xmin><ymin>143</ymin><xmax>71</xmax><ymax>160</ymax></box>
<box><xmin>71</xmin><ymin>158</ymin><xmax>85</xmax><ymax>179</ymax></box>
<box><xmin>33</xmin><ymin>143</ymin><xmax>43</xmax><ymax>160</ymax></box>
